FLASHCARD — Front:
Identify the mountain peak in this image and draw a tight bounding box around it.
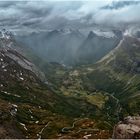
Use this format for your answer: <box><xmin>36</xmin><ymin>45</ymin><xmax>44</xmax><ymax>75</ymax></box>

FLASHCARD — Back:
<box><xmin>59</xmin><ymin>28</ymin><xmax>82</xmax><ymax>36</ymax></box>
<box><xmin>87</xmin><ymin>31</ymin><xmax>97</xmax><ymax>39</ymax></box>
<box><xmin>112</xmin><ymin>29</ymin><xmax>123</xmax><ymax>39</ymax></box>
<box><xmin>0</xmin><ymin>28</ymin><xmax>13</xmax><ymax>40</ymax></box>
<box><xmin>0</xmin><ymin>29</ymin><xmax>15</xmax><ymax>48</ymax></box>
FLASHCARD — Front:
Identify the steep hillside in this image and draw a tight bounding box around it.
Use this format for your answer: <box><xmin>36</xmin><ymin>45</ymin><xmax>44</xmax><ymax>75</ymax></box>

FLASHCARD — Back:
<box><xmin>76</xmin><ymin>30</ymin><xmax>122</xmax><ymax>65</ymax></box>
<box><xmin>82</xmin><ymin>35</ymin><xmax>140</xmax><ymax>116</ymax></box>
<box><xmin>59</xmin><ymin>35</ymin><xmax>140</xmax><ymax>131</ymax></box>
<box><xmin>0</xmin><ymin>29</ymin><xmax>67</xmax><ymax>86</ymax></box>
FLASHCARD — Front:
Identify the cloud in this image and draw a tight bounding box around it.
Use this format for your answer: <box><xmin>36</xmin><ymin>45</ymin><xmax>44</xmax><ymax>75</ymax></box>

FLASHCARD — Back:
<box><xmin>0</xmin><ymin>0</ymin><xmax>140</xmax><ymax>32</ymax></box>
<box><xmin>93</xmin><ymin>2</ymin><xmax>140</xmax><ymax>25</ymax></box>
<box><xmin>101</xmin><ymin>1</ymin><xmax>140</xmax><ymax>10</ymax></box>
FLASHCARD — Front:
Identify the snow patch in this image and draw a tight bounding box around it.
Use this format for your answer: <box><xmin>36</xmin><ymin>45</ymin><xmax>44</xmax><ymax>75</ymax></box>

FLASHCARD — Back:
<box><xmin>19</xmin><ymin>77</ymin><xmax>24</xmax><ymax>81</ymax></box>
<box><xmin>19</xmin><ymin>123</ymin><xmax>28</xmax><ymax>131</ymax></box>
<box><xmin>92</xmin><ymin>29</ymin><xmax>115</xmax><ymax>38</ymax></box>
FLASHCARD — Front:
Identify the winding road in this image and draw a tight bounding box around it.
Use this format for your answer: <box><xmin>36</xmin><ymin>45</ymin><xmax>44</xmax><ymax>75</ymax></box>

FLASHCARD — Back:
<box><xmin>61</xmin><ymin>118</ymin><xmax>106</xmax><ymax>134</ymax></box>
<box><xmin>61</xmin><ymin>118</ymin><xmax>89</xmax><ymax>133</ymax></box>
<box><xmin>61</xmin><ymin>93</ymin><xmax>122</xmax><ymax>135</ymax></box>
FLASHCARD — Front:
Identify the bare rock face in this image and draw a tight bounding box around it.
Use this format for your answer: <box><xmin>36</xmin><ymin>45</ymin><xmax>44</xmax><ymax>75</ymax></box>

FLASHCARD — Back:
<box><xmin>113</xmin><ymin>116</ymin><xmax>140</xmax><ymax>139</ymax></box>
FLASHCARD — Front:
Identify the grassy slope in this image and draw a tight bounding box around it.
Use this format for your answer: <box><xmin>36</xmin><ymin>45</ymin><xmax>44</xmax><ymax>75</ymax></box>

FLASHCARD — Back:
<box><xmin>3</xmin><ymin>35</ymin><xmax>140</xmax><ymax>138</ymax></box>
<box><xmin>53</xmin><ymin>36</ymin><xmax>140</xmax><ymax>131</ymax></box>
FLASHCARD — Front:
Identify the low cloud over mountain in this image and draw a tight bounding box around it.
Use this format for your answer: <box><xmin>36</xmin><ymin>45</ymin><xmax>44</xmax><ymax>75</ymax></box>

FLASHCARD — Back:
<box><xmin>0</xmin><ymin>0</ymin><xmax>140</xmax><ymax>32</ymax></box>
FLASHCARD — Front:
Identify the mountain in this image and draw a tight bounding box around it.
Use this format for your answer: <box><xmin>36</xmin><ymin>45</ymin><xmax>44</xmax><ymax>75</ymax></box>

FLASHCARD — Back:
<box><xmin>81</xmin><ymin>35</ymin><xmax>140</xmax><ymax>116</ymax></box>
<box><xmin>0</xmin><ymin>29</ymin><xmax>74</xmax><ymax>90</ymax></box>
<box><xmin>57</xmin><ymin>34</ymin><xmax>140</xmax><ymax>134</ymax></box>
<box><xmin>98</xmin><ymin>35</ymin><xmax>140</xmax><ymax>74</ymax></box>
<box><xmin>2</xmin><ymin>28</ymin><xmax>140</xmax><ymax>138</ymax></box>
<box><xmin>76</xmin><ymin>30</ymin><xmax>122</xmax><ymax>65</ymax></box>
<box><xmin>134</xmin><ymin>31</ymin><xmax>140</xmax><ymax>38</ymax></box>
<box><xmin>0</xmin><ymin>29</ymin><xmax>113</xmax><ymax>139</ymax></box>
<box><xmin>0</xmin><ymin>29</ymin><xmax>46</xmax><ymax>81</ymax></box>
<box><xmin>15</xmin><ymin>28</ymin><xmax>124</xmax><ymax>67</ymax></box>
<box><xmin>15</xmin><ymin>29</ymin><xmax>85</xmax><ymax>66</ymax></box>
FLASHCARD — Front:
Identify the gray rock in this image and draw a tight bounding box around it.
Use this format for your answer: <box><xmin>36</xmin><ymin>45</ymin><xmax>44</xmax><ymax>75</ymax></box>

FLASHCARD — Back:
<box><xmin>113</xmin><ymin>116</ymin><xmax>140</xmax><ymax>139</ymax></box>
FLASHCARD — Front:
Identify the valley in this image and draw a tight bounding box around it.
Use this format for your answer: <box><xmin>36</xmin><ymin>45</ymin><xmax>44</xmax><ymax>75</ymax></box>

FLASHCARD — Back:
<box><xmin>1</xmin><ymin>8</ymin><xmax>140</xmax><ymax>138</ymax></box>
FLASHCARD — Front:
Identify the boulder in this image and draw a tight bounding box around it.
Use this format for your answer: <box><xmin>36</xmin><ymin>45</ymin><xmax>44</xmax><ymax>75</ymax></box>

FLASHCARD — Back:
<box><xmin>113</xmin><ymin>116</ymin><xmax>140</xmax><ymax>139</ymax></box>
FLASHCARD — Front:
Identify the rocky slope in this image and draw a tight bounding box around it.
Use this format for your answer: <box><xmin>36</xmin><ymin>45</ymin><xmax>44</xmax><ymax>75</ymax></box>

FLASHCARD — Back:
<box><xmin>113</xmin><ymin>116</ymin><xmax>140</xmax><ymax>139</ymax></box>
<box><xmin>0</xmin><ymin>29</ymin><xmax>46</xmax><ymax>81</ymax></box>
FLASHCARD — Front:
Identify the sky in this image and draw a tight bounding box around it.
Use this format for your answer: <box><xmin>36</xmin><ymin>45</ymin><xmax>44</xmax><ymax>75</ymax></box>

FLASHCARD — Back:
<box><xmin>0</xmin><ymin>0</ymin><xmax>140</xmax><ymax>32</ymax></box>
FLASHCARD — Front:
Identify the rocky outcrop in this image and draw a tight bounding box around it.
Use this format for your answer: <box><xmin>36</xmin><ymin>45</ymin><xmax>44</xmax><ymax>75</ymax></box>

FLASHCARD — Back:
<box><xmin>113</xmin><ymin>116</ymin><xmax>140</xmax><ymax>139</ymax></box>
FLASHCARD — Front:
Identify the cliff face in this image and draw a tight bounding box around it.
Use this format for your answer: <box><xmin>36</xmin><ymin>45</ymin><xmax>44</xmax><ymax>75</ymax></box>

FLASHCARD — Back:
<box><xmin>113</xmin><ymin>116</ymin><xmax>140</xmax><ymax>139</ymax></box>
